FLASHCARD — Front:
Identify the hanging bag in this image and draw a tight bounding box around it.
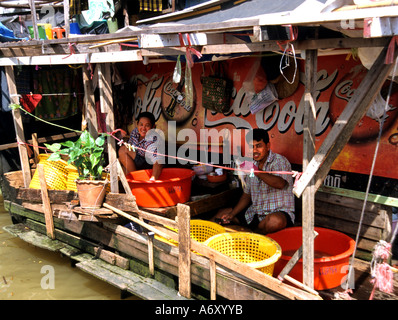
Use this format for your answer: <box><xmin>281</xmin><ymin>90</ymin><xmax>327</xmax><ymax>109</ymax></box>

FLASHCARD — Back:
<box><xmin>201</xmin><ymin>62</ymin><xmax>233</xmax><ymax>113</ymax></box>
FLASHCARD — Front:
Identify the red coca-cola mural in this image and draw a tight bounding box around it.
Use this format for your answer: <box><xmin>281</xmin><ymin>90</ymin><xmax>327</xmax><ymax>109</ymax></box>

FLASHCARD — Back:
<box><xmin>120</xmin><ymin>53</ymin><xmax>398</xmax><ymax>180</ymax></box>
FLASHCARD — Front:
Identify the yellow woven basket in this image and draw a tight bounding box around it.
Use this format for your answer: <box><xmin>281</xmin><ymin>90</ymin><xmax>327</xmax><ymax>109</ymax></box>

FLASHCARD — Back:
<box><xmin>155</xmin><ymin>220</ymin><xmax>226</xmax><ymax>246</ymax></box>
<box><xmin>66</xmin><ymin>164</ymin><xmax>79</xmax><ymax>191</ymax></box>
<box><xmin>66</xmin><ymin>165</ymin><xmax>110</xmax><ymax>193</ymax></box>
<box><xmin>29</xmin><ymin>154</ymin><xmax>68</xmax><ymax>190</ymax></box>
<box><xmin>204</xmin><ymin>232</ymin><xmax>282</xmax><ymax>276</ymax></box>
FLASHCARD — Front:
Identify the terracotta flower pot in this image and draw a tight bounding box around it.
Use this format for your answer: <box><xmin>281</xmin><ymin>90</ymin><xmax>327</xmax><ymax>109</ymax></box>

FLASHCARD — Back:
<box><xmin>75</xmin><ymin>180</ymin><xmax>108</xmax><ymax>209</ymax></box>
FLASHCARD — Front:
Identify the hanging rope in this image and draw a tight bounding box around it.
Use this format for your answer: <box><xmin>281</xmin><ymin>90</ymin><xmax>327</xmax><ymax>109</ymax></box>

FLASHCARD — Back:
<box><xmin>343</xmin><ymin>55</ymin><xmax>398</xmax><ymax>298</ymax></box>
<box><xmin>370</xmin><ymin>240</ymin><xmax>394</xmax><ymax>299</ymax></box>
<box><xmin>107</xmin><ymin>129</ymin><xmax>303</xmax><ymax>184</ymax></box>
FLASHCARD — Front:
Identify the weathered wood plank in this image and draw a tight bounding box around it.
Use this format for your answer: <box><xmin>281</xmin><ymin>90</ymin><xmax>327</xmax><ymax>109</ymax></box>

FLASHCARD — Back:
<box><xmin>38</xmin><ymin>164</ymin><xmax>55</xmax><ymax>239</ymax></box>
<box><xmin>82</xmin><ymin>65</ymin><xmax>98</xmax><ymax>138</ymax></box>
<box><xmin>318</xmin><ymin>185</ymin><xmax>398</xmax><ymax>207</ymax></box>
<box><xmin>17</xmin><ymin>188</ymin><xmax>77</xmax><ymax>203</ymax></box>
<box><xmin>93</xmin><ymin>247</ymin><xmax>130</xmax><ymax>270</ymax></box>
<box><xmin>177</xmin><ymin>203</ymin><xmax>191</xmax><ymax>298</ymax></box>
<box><xmin>302</xmin><ymin>48</ymin><xmax>318</xmax><ymax>289</ymax></box>
<box><xmin>315</xmin><ymin>201</ymin><xmax>389</xmax><ymax>228</ymax></box>
<box><xmin>76</xmin><ymin>259</ymin><xmax>189</xmax><ymax>300</ymax></box>
<box><xmin>3</xmin><ymin>223</ymin><xmax>65</xmax><ymax>252</ymax></box>
<box><xmin>5</xmin><ymin>66</ymin><xmax>31</xmax><ymax>187</ymax></box>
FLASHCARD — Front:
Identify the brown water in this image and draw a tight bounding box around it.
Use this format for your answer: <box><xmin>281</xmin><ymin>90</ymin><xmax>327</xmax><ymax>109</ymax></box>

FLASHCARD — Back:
<box><xmin>0</xmin><ymin>194</ymin><xmax>139</xmax><ymax>300</ymax></box>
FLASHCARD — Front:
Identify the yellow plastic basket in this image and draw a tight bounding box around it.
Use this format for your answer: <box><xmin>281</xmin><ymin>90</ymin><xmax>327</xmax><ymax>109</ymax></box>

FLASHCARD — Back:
<box><xmin>155</xmin><ymin>220</ymin><xmax>226</xmax><ymax>246</ymax></box>
<box><xmin>29</xmin><ymin>154</ymin><xmax>68</xmax><ymax>190</ymax></box>
<box><xmin>66</xmin><ymin>164</ymin><xmax>79</xmax><ymax>191</ymax></box>
<box><xmin>66</xmin><ymin>165</ymin><xmax>110</xmax><ymax>193</ymax></box>
<box><xmin>204</xmin><ymin>232</ymin><xmax>282</xmax><ymax>276</ymax></box>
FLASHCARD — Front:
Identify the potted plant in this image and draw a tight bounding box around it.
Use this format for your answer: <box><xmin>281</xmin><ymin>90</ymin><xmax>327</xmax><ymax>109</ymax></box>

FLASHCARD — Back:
<box><xmin>45</xmin><ymin>130</ymin><xmax>109</xmax><ymax>209</ymax></box>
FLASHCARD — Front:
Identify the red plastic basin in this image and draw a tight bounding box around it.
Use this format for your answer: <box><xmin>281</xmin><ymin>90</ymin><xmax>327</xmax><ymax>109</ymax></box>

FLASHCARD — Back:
<box><xmin>267</xmin><ymin>227</ymin><xmax>356</xmax><ymax>290</ymax></box>
<box><xmin>126</xmin><ymin>168</ymin><xmax>194</xmax><ymax>208</ymax></box>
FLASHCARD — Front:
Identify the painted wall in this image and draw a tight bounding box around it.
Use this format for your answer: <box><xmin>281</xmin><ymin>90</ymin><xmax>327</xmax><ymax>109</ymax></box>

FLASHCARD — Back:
<box><xmin>120</xmin><ymin>53</ymin><xmax>398</xmax><ymax>180</ymax></box>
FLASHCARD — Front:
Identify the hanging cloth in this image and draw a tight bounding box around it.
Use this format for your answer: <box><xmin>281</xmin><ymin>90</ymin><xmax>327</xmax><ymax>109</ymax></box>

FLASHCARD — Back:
<box><xmin>20</xmin><ymin>94</ymin><xmax>42</xmax><ymax>113</ymax></box>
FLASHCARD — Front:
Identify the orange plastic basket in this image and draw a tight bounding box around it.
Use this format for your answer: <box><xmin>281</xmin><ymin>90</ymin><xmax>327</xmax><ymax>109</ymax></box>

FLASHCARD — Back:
<box><xmin>204</xmin><ymin>232</ymin><xmax>282</xmax><ymax>276</ymax></box>
<box><xmin>29</xmin><ymin>154</ymin><xmax>68</xmax><ymax>190</ymax></box>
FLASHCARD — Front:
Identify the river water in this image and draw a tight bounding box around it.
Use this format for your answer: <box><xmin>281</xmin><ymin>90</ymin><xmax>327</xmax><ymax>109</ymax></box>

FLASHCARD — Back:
<box><xmin>0</xmin><ymin>194</ymin><xmax>139</xmax><ymax>300</ymax></box>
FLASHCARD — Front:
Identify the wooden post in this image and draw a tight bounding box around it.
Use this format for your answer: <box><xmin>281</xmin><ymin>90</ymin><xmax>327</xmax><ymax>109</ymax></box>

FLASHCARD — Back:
<box><xmin>31</xmin><ymin>133</ymin><xmax>39</xmax><ymax>165</ymax></box>
<box><xmin>177</xmin><ymin>203</ymin><xmax>191</xmax><ymax>299</ymax></box>
<box><xmin>63</xmin><ymin>0</ymin><xmax>70</xmax><ymax>38</ymax></box>
<box><xmin>98</xmin><ymin>63</ymin><xmax>118</xmax><ymax>193</ymax></box>
<box><xmin>28</xmin><ymin>0</ymin><xmax>39</xmax><ymax>40</ymax></box>
<box><xmin>302</xmin><ymin>49</ymin><xmax>317</xmax><ymax>289</ymax></box>
<box><xmin>116</xmin><ymin>160</ymin><xmax>134</xmax><ymax>197</ymax></box>
<box><xmin>209</xmin><ymin>259</ymin><xmax>217</xmax><ymax>300</ymax></box>
<box><xmin>147</xmin><ymin>232</ymin><xmax>155</xmax><ymax>277</ymax></box>
<box><xmin>5</xmin><ymin>66</ymin><xmax>31</xmax><ymax>187</ymax></box>
<box><xmin>37</xmin><ymin>164</ymin><xmax>55</xmax><ymax>239</ymax></box>
<box><xmin>82</xmin><ymin>65</ymin><xmax>98</xmax><ymax>138</ymax></box>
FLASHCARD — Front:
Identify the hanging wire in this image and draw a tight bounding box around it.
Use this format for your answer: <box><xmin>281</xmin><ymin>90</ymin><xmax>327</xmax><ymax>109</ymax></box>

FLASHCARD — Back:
<box><xmin>344</xmin><ymin>55</ymin><xmax>398</xmax><ymax>292</ymax></box>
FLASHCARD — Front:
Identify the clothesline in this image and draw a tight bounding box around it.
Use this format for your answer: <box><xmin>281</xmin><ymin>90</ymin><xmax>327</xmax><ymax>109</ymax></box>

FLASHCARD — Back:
<box><xmin>107</xmin><ymin>129</ymin><xmax>303</xmax><ymax>186</ymax></box>
<box><xmin>10</xmin><ymin>103</ymin><xmax>303</xmax><ymax>185</ymax></box>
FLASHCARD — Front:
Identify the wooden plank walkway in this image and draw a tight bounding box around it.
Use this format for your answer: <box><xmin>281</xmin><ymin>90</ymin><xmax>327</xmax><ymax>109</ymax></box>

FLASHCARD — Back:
<box><xmin>3</xmin><ymin>223</ymin><xmax>190</xmax><ymax>300</ymax></box>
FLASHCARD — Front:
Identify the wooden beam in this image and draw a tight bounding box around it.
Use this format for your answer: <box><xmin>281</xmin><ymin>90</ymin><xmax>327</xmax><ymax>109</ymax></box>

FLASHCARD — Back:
<box><xmin>82</xmin><ymin>65</ymin><xmax>98</xmax><ymax>139</ymax></box>
<box><xmin>116</xmin><ymin>160</ymin><xmax>134</xmax><ymax>197</ymax></box>
<box><xmin>0</xmin><ymin>132</ymin><xmax>79</xmax><ymax>151</ymax></box>
<box><xmin>302</xmin><ymin>49</ymin><xmax>318</xmax><ymax>289</ymax></box>
<box><xmin>37</xmin><ymin>164</ymin><xmax>55</xmax><ymax>239</ymax></box>
<box><xmin>142</xmin><ymin>37</ymin><xmax>390</xmax><ymax>58</ymax></box>
<box><xmin>210</xmin><ymin>259</ymin><xmax>217</xmax><ymax>300</ymax></box>
<box><xmin>140</xmin><ymin>33</ymin><xmax>224</xmax><ymax>48</ymax></box>
<box><xmin>147</xmin><ymin>232</ymin><xmax>155</xmax><ymax>276</ymax></box>
<box><xmin>98</xmin><ymin>64</ymin><xmax>118</xmax><ymax>193</ymax></box>
<box><xmin>5</xmin><ymin>66</ymin><xmax>31</xmax><ymax>188</ymax></box>
<box><xmin>28</xmin><ymin>0</ymin><xmax>39</xmax><ymax>40</ymax></box>
<box><xmin>293</xmin><ymin>44</ymin><xmax>398</xmax><ymax>198</ymax></box>
<box><xmin>0</xmin><ymin>51</ymin><xmax>142</xmax><ymax>66</ymax></box>
<box><xmin>63</xmin><ymin>0</ymin><xmax>70</xmax><ymax>39</ymax></box>
<box><xmin>31</xmin><ymin>133</ymin><xmax>39</xmax><ymax>165</ymax></box>
<box><xmin>177</xmin><ymin>203</ymin><xmax>191</xmax><ymax>299</ymax></box>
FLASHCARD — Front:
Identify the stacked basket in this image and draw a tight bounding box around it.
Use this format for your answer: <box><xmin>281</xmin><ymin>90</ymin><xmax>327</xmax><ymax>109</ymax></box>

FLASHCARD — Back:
<box><xmin>204</xmin><ymin>232</ymin><xmax>282</xmax><ymax>276</ymax></box>
<box><xmin>155</xmin><ymin>220</ymin><xmax>226</xmax><ymax>246</ymax></box>
<box><xmin>29</xmin><ymin>154</ymin><xmax>69</xmax><ymax>190</ymax></box>
<box><xmin>154</xmin><ymin>219</ymin><xmax>282</xmax><ymax>276</ymax></box>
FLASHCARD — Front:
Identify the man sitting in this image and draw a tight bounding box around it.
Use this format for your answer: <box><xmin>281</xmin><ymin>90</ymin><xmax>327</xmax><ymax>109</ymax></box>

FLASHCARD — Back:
<box><xmin>213</xmin><ymin>128</ymin><xmax>295</xmax><ymax>235</ymax></box>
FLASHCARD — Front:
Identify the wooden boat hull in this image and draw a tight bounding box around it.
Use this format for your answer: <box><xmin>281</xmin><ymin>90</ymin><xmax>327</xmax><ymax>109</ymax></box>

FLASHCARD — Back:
<box><xmin>3</xmin><ymin>170</ymin><xmax>396</xmax><ymax>300</ymax></box>
<box><xmin>2</xmin><ymin>170</ymin><xmax>316</xmax><ymax>300</ymax></box>
<box><xmin>3</xmin><ymin>199</ymin><xmax>292</xmax><ymax>300</ymax></box>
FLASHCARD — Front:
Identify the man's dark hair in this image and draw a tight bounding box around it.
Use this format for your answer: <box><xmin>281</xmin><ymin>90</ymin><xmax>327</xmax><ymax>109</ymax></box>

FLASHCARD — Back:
<box><xmin>136</xmin><ymin>112</ymin><xmax>156</xmax><ymax>127</ymax></box>
<box><xmin>246</xmin><ymin>128</ymin><xmax>270</xmax><ymax>144</ymax></box>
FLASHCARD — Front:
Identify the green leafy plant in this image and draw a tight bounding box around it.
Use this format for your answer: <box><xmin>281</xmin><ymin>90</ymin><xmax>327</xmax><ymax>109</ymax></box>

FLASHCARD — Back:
<box><xmin>45</xmin><ymin>131</ymin><xmax>106</xmax><ymax>180</ymax></box>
